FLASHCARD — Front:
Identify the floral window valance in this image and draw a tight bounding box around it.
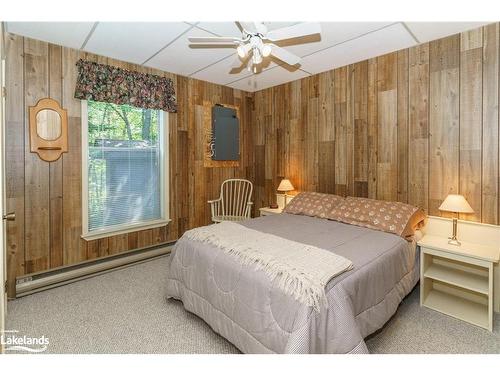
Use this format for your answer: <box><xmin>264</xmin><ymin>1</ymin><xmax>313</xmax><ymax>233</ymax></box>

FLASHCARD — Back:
<box><xmin>74</xmin><ymin>59</ymin><xmax>177</xmax><ymax>112</ymax></box>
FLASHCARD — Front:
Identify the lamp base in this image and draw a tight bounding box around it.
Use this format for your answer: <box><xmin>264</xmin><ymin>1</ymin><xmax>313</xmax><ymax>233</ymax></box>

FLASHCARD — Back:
<box><xmin>284</xmin><ymin>193</ymin><xmax>290</xmax><ymax>206</ymax></box>
<box><xmin>447</xmin><ymin>216</ymin><xmax>461</xmax><ymax>246</ymax></box>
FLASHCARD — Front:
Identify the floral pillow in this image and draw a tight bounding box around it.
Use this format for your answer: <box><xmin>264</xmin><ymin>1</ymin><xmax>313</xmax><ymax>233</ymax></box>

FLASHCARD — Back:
<box><xmin>284</xmin><ymin>192</ymin><xmax>345</xmax><ymax>219</ymax></box>
<box><xmin>327</xmin><ymin>197</ymin><xmax>426</xmax><ymax>240</ymax></box>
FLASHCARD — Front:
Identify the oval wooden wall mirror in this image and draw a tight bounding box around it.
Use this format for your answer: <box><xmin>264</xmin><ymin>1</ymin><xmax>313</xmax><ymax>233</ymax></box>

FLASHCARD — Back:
<box><xmin>29</xmin><ymin>98</ymin><xmax>68</xmax><ymax>162</ymax></box>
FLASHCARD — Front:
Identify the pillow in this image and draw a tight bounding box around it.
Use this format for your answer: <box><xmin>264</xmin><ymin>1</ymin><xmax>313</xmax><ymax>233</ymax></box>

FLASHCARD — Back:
<box><xmin>327</xmin><ymin>196</ymin><xmax>426</xmax><ymax>240</ymax></box>
<box><xmin>284</xmin><ymin>192</ymin><xmax>345</xmax><ymax>219</ymax></box>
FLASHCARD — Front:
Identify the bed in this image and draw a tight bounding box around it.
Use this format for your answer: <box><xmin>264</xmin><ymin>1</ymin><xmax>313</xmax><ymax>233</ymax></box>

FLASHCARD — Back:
<box><xmin>166</xmin><ymin>193</ymin><xmax>425</xmax><ymax>354</ymax></box>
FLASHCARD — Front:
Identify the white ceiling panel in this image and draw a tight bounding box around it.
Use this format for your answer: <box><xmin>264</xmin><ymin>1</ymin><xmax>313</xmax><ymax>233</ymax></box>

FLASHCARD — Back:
<box><xmin>6</xmin><ymin>22</ymin><xmax>95</xmax><ymax>50</ymax></box>
<box><xmin>197</xmin><ymin>22</ymin><xmax>299</xmax><ymax>38</ymax></box>
<box><xmin>195</xmin><ymin>22</ymin><xmax>241</xmax><ymax>37</ymax></box>
<box><xmin>190</xmin><ymin>54</ymin><xmax>251</xmax><ymax>85</ymax></box>
<box><xmin>264</xmin><ymin>22</ymin><xmax>301</xmax><ymax>31</ymax></box>
<box><xmin>299</xmin><ymin>23</ymin><xmax>417</xmax><ymax>75</ymax></box>
<box><xmin>84</xmin><ymin>22</ymin><xmax>191</xmax><ymax>65</ymax></box>
<box><xmin>405</xmin><ymin>22</ymin><xmax>490</xmax><ymax>43</ymax></box>
<box><xmin>285</xmin><ymin>22</ymin><xmax>394</xmax><ymax>57</ymax></box>
<box><xmin>145</xmin><ymin>27</ymin><xmax>235</xmax><ymax>77</ymax></box>
<box><xmin>6</xmin><ymin>21</ymin><xmax>494</xmax><ymax>92</ymax></box>
<box><xmin>191</xmin><ymin>51</ymin><xmax>284</xmax><ymax>85</ymax></box>
<box><xmin>227</xmin><ymin>66</ymin><xmax>310</xmax><ymax>92</ymax></box>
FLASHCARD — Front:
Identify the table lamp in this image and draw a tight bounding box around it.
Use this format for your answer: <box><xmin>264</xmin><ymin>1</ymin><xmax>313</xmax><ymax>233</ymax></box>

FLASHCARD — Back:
<box><xmin>277</xmin><ymin>179</ymin><xmax>294</xmax><ymax>206</ymax></box>
<box><xmin>438</xmin><ymin>194</ymin><xmax>474</xmax><ymax>246</ymax></box>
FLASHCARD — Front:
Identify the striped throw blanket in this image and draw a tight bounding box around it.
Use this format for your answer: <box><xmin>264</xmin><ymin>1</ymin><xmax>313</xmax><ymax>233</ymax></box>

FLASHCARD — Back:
<box><xmin>183</xmin><ymin>222</ymin><xmax>353</xmax><ymax>312</ymax></box>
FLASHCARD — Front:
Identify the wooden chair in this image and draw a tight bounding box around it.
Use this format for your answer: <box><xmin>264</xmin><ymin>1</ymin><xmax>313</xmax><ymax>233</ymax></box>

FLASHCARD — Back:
<box><xmin>208</xmin><ymin>179</ymin><xmax>253</xmax><ymax>223</ymax></box>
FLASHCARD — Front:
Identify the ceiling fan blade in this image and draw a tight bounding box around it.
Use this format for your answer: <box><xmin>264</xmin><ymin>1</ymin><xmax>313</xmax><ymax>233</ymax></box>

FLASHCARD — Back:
<box><xmin>235</xmin><ymin>21</ymin><xmax>245</xmax><ymax>33</ymax></box>
<box><xmin>230</xmin><ymin>56</ymin><xmax>245</xmax><ymax>69</ymax></box>
<box><xmin>229</xmin><ymin>55</ymin><xmax>251</xmax><ymax>73</ymax></box>
<box><xmin>238</xmin><ymin>22</ymin><xmax>257</xmax><ymax>33</ymax></box>
<box><xmin>266</xmin><ymin>22</ymin><xmax>321</xmax><ymax>42</ymax></box>
<box><xmin>269</xmin><ymin>44</ymin><xmax>301</xmax><ymax>66</ymax></box>
<box><xmin>188</xmin><ymin>37</ymin><xmax>240</xmax><ymax>45</ymax></box>
<box><xmin>253</xmin><ymin>22</ymin><xmax>268</xmax><ymax>35</ymax></box>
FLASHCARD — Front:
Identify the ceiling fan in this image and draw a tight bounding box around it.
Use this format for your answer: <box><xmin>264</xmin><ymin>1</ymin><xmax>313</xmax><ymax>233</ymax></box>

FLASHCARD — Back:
<box><xmin>189</xmin><ymin>22</ymin><xmax>321</xmax><ymax>73</ymax></box>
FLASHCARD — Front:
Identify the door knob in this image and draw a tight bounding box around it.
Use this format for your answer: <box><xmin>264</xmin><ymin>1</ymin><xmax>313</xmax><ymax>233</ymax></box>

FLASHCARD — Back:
<box><xmin>2</xmin><ymin>212</ymin><xmax>15</xmax><ymax>221</ymax></box>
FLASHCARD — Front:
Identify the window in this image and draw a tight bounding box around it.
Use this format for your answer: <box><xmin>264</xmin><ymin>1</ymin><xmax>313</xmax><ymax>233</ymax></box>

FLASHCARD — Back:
<box><xmin>82</xmin><ymin>100</ymin><xmax>169</xmax><ymax>240</ymax></box>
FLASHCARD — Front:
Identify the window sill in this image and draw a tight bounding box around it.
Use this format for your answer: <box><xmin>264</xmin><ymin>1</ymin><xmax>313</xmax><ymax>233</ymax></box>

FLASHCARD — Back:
<box><xmin>81</xmin><ymin>219</ymin><xmax>171</xmax><ymax>241</ymax></box>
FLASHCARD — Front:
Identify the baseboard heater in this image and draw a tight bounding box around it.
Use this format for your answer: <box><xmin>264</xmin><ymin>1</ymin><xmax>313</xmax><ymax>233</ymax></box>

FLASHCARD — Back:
<box><xmin>15</xmin><ymin>242</ymin><xmax>175</xmax><ymax>298</ymax></box>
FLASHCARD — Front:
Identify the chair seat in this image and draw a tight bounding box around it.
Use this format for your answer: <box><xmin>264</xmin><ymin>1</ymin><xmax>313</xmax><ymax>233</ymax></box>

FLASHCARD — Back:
<box><xmin>212</xmin><ymin>215</ymin><xmax>248</xmax><ymax>223</ymax></box>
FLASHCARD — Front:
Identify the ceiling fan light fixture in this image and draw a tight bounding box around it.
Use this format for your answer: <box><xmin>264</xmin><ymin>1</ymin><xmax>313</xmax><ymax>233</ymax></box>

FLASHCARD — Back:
<box><xmin>261</xmin><ymin>44</ymin><xmax>272</xmax><ymax>57</ymax></box>
<box><xmin>189</xmin><ymin>22</ymin><xmax>321</xmax><ymax>75</ymax></box>
<box><xmin>253</xmin><ymin>48</ymin><xmax>262</xmax><ymax>64</ymax></box>
<box><xmin>237</xmin><ymin>44</ymin><xmax>247</xmax><ymax>58</ymax></box>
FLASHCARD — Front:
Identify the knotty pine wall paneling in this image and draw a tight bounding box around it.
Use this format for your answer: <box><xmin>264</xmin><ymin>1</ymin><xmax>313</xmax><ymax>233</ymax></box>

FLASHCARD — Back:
<box><xmin>408</xmin><ymin>43</ymin><xmax>430</xmax><ymax>212</ymax></box>
<box><xmin>4</xmin><ymin>34</ymin><xmax>254</xmax><ymax>296</ymax></box>
<box><xmin>482</xmin><ymin>24</ymin><xmax>500</xmax><ymax>225</ymax></box>
<box><xmin>367</xmin><ymin>58</ymin><xmax>378</xmax><ymax>199</ymax></box>
<box><xmin>352</xmin><ymin>60</ymin><xmax>368</xmax><ymax>198</ymax></box>
<box><xmin>252</xmin><ymin>23</ymin><xmax>500</xmax><ymax>229</ymax></box>
<box><xmin>24</xmin><ymin>38</ymin><xmax>50</xmax><ymax>274</ymax></box>
<box><xmin>459</xmin><ymin>29</ymin><xmax>483</xmax><ymax>222</ymax></box>
<box><xmin>376</xmin><ymin>52</ymin><xmax>398</xmax><ymax>202</ymax></box>
<box><xmin>5</xmin><ymin>22</ymin><xmax>500</xmax><ymax>297</ymax></box>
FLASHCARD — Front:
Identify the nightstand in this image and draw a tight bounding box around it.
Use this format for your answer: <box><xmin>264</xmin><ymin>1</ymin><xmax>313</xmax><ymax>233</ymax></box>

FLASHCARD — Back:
<box><xmin>259</xmin><ymin>207</ymin><xmax>283</xmax><ymax>216</ymax></box>
<box><xmin>418</xmin><ymin>235</ymin><xmax>499</xmax><ymax>331</ymax></box>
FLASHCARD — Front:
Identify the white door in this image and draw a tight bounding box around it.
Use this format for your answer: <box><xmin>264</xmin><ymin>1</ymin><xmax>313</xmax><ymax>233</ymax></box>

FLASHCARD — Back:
<box><xmin>0</xmin><ymin>22</ymin><xmax>6</xmax><ymax>353</ymax></box>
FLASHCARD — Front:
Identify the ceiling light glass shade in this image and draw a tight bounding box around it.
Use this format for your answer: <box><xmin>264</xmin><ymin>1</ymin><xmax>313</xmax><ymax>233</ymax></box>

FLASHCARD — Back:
<box><xmin>237</xmin><ymin>45</ymin><xmax>247</xmax><ymax>58</ymax></box>
<box><xmin>253</xmin><ymin>50</ymin><xmax>262</xmax><ymax>65</ymax></box>
<box><xmin>262</xmin><ymin>44</ymin><xmax>272</xmax><ymax>57</ymax></box>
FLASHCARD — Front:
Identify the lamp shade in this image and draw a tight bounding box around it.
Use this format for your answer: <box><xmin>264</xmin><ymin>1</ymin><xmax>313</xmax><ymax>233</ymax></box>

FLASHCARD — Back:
<box><xmin>277</xmin><ymin>179</ymin><xmax>294</xmax><ymax>192</ymax></box>
<box><xmin>438</xmin><ymin>194</ymin><xmax>474</xmax><ymax>213</ymax></box>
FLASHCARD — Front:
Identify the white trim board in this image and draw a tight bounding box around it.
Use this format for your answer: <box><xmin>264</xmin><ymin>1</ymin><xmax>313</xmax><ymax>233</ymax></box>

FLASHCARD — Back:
<box><xmin>81</xmin><ymin>100</ymin><xmax>170</xmax><ymax>240</ymax></box>
<box><xmin>0</xmin><ymin>21</ymin><xmax>6</xmax><ymax>354</ymax></box>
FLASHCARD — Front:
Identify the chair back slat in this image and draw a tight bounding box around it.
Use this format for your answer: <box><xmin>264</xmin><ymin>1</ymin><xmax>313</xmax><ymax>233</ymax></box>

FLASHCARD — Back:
<box><xmin>219</xmin><ymin>179</ymin><xmax>253</xmax><ymax>219</ymax></box>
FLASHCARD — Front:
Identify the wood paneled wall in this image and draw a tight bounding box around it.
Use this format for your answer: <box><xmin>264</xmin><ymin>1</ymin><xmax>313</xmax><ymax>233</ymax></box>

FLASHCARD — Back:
<box><xmin>4</xmin><ymin>34</ymin><xmax>254</xmax><ymax>296</ymax></box>
<box><xmin>252</xmin><ymin>23</ymin><xmax>500</xmax><ymax>226</ymax></box>
<box><xmin>5</xmin><ymin>23</ymin><xmax>500</xmax><ymax>297</ymax></box>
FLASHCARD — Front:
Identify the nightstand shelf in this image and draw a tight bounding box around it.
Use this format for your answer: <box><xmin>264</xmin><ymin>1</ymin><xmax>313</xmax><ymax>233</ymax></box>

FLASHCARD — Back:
<box><xmin>424</xmin><ymin>263</ymin><xmax>489</xmax><ymax>295</ymax></box>
<box><xmin>418</xmin><ymin>235</ymin><xmax>499</xmax><ymax>332</ymax></box>
<box><xmin>423</xmin><ymin>289</ymin><xmax>489</xmax><ymax>329</ymax></box>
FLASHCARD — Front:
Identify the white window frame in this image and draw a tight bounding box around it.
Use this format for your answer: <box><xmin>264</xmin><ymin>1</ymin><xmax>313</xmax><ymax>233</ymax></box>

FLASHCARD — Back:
<box><xmin>81</xmin><ymin>100</ymin><xmax>170</xmax><ymax>241</ymax></box>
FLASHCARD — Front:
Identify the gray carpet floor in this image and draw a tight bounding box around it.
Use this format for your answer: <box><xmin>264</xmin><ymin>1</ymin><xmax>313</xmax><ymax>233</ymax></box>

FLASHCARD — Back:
<box><xmin>6</xmin><ymin>255</ymin><xmax>500</xmax><ymax>354</ymax></box>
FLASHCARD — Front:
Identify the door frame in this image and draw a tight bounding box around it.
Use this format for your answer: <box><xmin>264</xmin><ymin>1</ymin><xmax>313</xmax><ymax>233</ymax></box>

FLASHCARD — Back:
<box><xmin>0</xmin><ymin>21</ymin><xmax>6</xmax><ymax>354</ymax></box>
